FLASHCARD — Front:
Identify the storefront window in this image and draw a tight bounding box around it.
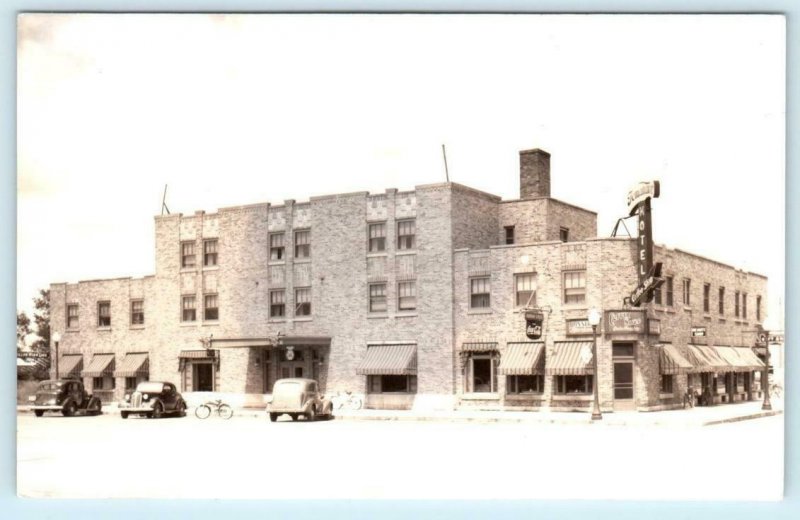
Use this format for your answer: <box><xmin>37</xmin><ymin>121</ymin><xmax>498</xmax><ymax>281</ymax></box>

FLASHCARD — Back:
<box><xmin>466</xmin><ymin>352</ymin><xmax>498</xmax><ymax>393</ymax></box>
<box><xmin>368</xmin><ymin>375</ymin><xmax>417</xmax><ymax>393</ymax></box>
<box><xmin>554</xmin><ymin>375</ymin><xmax>592</xmax><ymax>394</ymax></box>
<box><xmin>507</xmin><ymin>375</ymin><xmax>543</xmax><ymax>394</ymax></box>
<box><xmin>660</xmin><ymin>374</ymin><xmax>674</xmax><ymax>394</ymax></box>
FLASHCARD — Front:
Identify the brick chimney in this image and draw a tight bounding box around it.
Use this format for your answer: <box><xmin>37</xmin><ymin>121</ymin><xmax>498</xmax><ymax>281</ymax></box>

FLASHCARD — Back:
<box><xmin>519</xmin><ymin>148</ymin><xmax>551</xmax><ymax>199</ymax></box>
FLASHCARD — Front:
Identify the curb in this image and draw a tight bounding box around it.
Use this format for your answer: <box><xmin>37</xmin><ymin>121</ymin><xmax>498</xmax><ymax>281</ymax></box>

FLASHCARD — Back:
<box><xmin>702</xmin><ymin>409</ymin><xmax>783</xmax><ymax>427</ymax></box>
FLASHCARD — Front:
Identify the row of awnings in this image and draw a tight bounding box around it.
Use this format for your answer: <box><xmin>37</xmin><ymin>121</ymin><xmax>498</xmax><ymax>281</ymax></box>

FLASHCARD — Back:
<box><xmin>57</xmin><ymin>353</ymin><xmax>149</xmax><ymax>379</ymax></box>
<box><xmin>675</xmin><ymin>345</ymin><xmax>765</xmax><ymax>373</ymax></box>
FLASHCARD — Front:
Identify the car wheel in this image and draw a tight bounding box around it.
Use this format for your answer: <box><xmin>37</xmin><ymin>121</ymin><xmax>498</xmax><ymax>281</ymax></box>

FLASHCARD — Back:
<box><xmin>306</xmin><ymin>406</ymin><xmax>316</xmax><ymax>422</ymax></box>
<box><xmin>269</xmin><ymin>413</ymin><xmax>278</xmax><ymax>422</ymax></box>
<box><xmin>290</xmin><ymin>413</ymin><xmax>298</xmax><ymax>421</ymax></box>
<box><xmin>121</xmin><ymin>411</ymin><xmax>129</xmax><ymax>419</ymax></box>
<box><xmin>34</xmin><ymin>410</ymin><xmax>44</xmax><ymax>417</ymax></box>
<box><xmin>62</xmin><ymin>401</ymin><xmax>77</xmax><ymax>417</ymax></box>
<box><xmin>178</xmin><ymin>401</ymin><xmax>187</xmax><ymax>417</ymax></box>
<box><xmin>153</xmin><ymin>402</ymin><xmax>164</xmax><ymax>419</ymax></box>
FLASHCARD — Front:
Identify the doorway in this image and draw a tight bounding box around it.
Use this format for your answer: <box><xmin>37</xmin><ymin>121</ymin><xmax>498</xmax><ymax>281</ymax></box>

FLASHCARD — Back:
<box><xmin>612</xmin><ymin>342</ymin><xmax>635</xmax><ymax>411</ymax></box>
<box><xmin>193</xmin><ymin>363</ymin><xmax>214</xmax><ymax>392</ymax></box>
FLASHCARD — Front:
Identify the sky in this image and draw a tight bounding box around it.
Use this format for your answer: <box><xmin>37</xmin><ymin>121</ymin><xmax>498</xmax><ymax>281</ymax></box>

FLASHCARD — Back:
<box><xmin>16</xmin><ymin>13</ymin><xmax>786</xmax><ymax>329</ymax></box>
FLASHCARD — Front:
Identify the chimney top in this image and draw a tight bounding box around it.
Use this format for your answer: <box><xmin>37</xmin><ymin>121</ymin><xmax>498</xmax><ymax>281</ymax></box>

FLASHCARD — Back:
<box><xmin>519</xmin><ymin>148</ymin><xmax>551</xmax><ymax>199</ymax></box>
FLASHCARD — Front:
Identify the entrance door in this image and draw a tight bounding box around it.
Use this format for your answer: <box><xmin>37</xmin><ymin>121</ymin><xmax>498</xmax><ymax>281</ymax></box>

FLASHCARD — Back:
<box><xmin>280</xmin><ymin>363</ymin><xmax>305</xmax><ymax>379</ymax></box>
<box><xmin>612</xmin><ymin>343</ymin><xmax>635</xmax><ymax>411</ymax></box>
<box><xmin>193</xmin><ymin>363</ymin><xmax>214</xmax><ymax>391</ymax></box>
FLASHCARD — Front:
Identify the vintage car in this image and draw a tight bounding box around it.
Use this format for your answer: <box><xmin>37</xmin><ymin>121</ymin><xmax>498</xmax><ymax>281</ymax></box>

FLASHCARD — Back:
<box><xmin>120</xmin><ymin>381</ymin><xmax>187</xmax><ymax>419</ymax></box>
<box><xmin>266</xmin><ymin>378</ymin><xmax>333</xmax><ymax>422</ymax></box>
<box><xmin>28</xmin><ymin>379</ymin><xmax>102</xmax><ymax>417</ymax></box>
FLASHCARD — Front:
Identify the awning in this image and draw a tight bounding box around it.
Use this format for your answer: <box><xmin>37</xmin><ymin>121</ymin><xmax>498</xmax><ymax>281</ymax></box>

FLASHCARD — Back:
<box><xmin>546</xmin><ymin>342</ymin><xmax>594</xmax><ymax>375</ymax></box>
<box><xmin>715</xmin><ymin>346</ymin><xmax>752</xmax><ymax>371</ymax></box>
<box><xmin>659</xmin><ymin>344</ymin><xmax>694</xmax><ymax>375</ymax></box>
<box><xmin>686</xmin><ymin>345</ymin><xmax>731</xmax><ymax>371</ymax></box>
<box><xmin>730</xmin><ymin>347</ymin><xmax>766</xmax><ymax>371</ymax></box>
<box><xmin>58</xmin><ymin>354</ymin><xmax>83</xmax><ymax>378</ymax></box>
<box><xmin>81</xmin><ymin>353</ymin><xmax>115</xmax><ymax>377</ymax></box>
<box><xmin>498</xmin><ymin>342</ymin><xmax>545</xmax><ymax>375</ymax></box>
<box><xmin>179</xmin><ymin>349</ymin><xmax>219</xmax><ymax>359</ymax></box>
<box><xmin>114</xmin><ymin>353</ymin><xmax>149</xmax><ymax>377</ymax></box>
<box><xmin>461</xmin><ymin>342</ymin><xmax>498</xmax><ymax>352</ymax></box>
<box><xmin>356</xmin><ymin>344</ymin><xmax>417</xmax><ymax>375</ymax></box>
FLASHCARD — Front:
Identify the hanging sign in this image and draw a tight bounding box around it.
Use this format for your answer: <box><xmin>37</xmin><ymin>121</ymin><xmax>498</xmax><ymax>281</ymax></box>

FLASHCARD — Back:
<box><xmin>648</xmin><ymin>319</ymin><xmax>662</xmax><ymax>336</ymax></box>
<box><xmin>627</xmin><ymin>181</ymin><xmax>663</xmax><ymax>307</ymax></box>
<box><xmin>691</xmin><ymin>327</ymin><xmax>707</xmax><ymax>337</ymax></box>
<box><xmin>566</xmin><ymin>319</ymin><xmax>593</xmax><ymax>336</ymax></box>
<box><xmin>579</xmin><ymin>344</ymin><xmax>593</xmax><ymax>365</ymax></box>
<box><xmin>605</xmin><ymin>310</ymin><xmax>647</xmax><ymax>334</ymax></box>
<box><xmin>525</xmin><ymin>309</ymin><xmax>544</xmax><ymax>340</ymax></box>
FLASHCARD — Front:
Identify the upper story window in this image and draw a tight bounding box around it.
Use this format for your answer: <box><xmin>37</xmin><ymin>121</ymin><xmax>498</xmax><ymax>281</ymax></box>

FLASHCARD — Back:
<box><xmin>397</xmin><ymin>220</ymin><xmax>416</xmax><ymax>250</ymax></box>
<box><xmin>270</xmin><ymin>290</ymin><xmax>285</xmax><ymax>318</ymax></box>
<box><xmin>470</xmin><ymin>277</ymin><xmax>491</xmax><ymax>309</ymax></box>
<box><xmin>181</xmin><ymin>241</ymin><xmax>196</xmax><ymax>268</ymax></box>
<box><xmin>204</xmin><ymin>294</ymin><xmax>219</xmax><ymax>321</ymax></box>
<box><xmin>97</xmin><ymin>301</ymin><xmax>111</xmax><ymax>327</ymax></box>
<box><xmin>719</xmin><ymin>287</ymin><xmax>725</xmax><ymax>315</ymax></box>
<box><xmin>734</xmin><ymin>290</ymin><xmax>740</xmax><ymax>318</ymax></box>
<box><xmin>398</xmin><ymin>281</ymin><xmax>417</xmax><ymax>311</ymax></box>
<box><xmin>203</xmin><ymin>239</ymin><xmax>218</xmax><ymax>267</ymax></box>
<box><xmin>369</xmin><ymin>283</ymin><xmax>387</xmax><ymax>313</ymax></box>
<box><xmin>559</xmin><ymin>227</ymin><xmax>569</xmax><ymax>243</ymax></box>
<box><xmin>682</xmin><ymin>278</ymin><xmax>691</xmax><ymax>306</ymax></box>
<box><xmin>368</xmin><ymin>223</ymin><xmax>386</xmax><ymax>252</ymax></box>
<box><xmin>654</xmin><ymin>284</ymin><xmax>662</xmax><ymax>305</ymax></box>
<box><xmin>504</xmin><ymin>226</ymin><xmax>515</xmax><ymax>245</ymax></box>
<box><xmin>130</xmin><ymin>300</ymin><xmax>144</xmax><ymax>326</ymax></box>
<box><xmin>182</xmin><ymin>295</ymin><xmax>196</xmax><ymax>322</ymax></box>
<box><xmin>515</xmin><ymin>273</ymin><xmax>537</xmax><ymax>307</ymax></box>
<box><xmin>756</xmin><ymin>296</ymin><xmax>762</xmax><ymax>321</ymax></box>
<box><xmin>269</xmin><ymin>233</ymin><xmax>285</xmax><ymax>260</ymax></box>
<box><xmin>664</xmin><ymin>276</ymin><xmax>674</xmax><ymax>307</ymax></box>
<box><xmin>742</xmin><ymin>292</ymin><xmax>748</xmax><ymax>319</ymax></box>
<box><xmin>703</xmin><ymin>283</ymin><xmax>711</xmax><ymax>313</ymax></box>
<box><xmin>295</xmin><ymin>288</ymin><xmax>311</xmax><ymax>316</ymax></box>
<box><xmin>67</xmin><ymin>304</ymin><xmax>79</xmax><ymax>329</ymax></box>
<box><xmin>294</xmin><ymin>230</ymin><xmax>311</xmax><ymax>259</ymax></box>
<box><xmin>563</xmin><ymin>271</ymin><xmax>586</xmax><ymax>305</ymax></box>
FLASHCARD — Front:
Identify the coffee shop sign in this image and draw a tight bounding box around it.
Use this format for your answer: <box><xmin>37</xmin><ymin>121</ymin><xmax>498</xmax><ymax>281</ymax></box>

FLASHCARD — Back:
<box><xmin>605</xmin><ymin>310</ymin><xmax>647</xmax><ymax>334</ymax></box>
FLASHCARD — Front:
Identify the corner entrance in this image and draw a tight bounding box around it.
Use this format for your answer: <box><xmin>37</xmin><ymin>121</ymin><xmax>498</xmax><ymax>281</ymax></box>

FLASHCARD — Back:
<box><xmin>612</xmin><ymin>342</ymin><xmax>635</xmax><ymax>411</ymax></box>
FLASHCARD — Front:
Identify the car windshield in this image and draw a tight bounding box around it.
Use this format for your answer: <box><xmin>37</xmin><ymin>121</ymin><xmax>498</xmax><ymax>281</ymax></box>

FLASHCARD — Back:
<box><xmin>136</xmin><ymin>382</ymin><xmax>166</xmax><ymax>394</ymax></box>
<box><xmin>37</xmin><ymin>382</ymin><xmax>62</xmax><ymax>391</ymax></box>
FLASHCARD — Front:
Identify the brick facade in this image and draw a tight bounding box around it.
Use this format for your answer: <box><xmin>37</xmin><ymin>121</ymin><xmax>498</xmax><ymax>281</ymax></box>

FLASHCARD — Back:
<box><xmin>49</xmin><ymin>149</ymin><xmax>767</xmax><ymax>412</ymax></box>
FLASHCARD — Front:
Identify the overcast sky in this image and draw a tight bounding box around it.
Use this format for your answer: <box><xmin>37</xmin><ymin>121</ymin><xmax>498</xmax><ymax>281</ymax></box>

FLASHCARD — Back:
<box><xmin>17</xmin><ymin>13</ymin><xmax>785</xmax><ymax>328</ymax></box>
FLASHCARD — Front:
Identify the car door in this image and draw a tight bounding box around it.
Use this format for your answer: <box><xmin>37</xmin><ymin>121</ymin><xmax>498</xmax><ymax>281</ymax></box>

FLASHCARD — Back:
<box><xmin>162</xmin><ymin>383</ymin><xmax>177</xmax><ymax>410</ymax></box>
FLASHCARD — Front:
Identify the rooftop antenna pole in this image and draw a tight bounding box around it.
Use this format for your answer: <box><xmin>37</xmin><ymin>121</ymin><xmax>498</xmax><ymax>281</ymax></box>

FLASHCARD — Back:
<box><xmin>161</xmin><ymin>184</ymin><xmax>170</xmax><ymax>215</ymax></box>
<box><xmin>441</xmin><ymin>144</ymin><xmax>450</xmax><ymax>183</ymax></box>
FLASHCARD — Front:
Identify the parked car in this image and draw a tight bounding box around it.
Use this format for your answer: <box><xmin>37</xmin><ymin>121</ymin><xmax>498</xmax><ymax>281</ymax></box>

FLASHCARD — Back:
<box><xmin>120</xmin><ymin>381</ymin><xmax>187</xmax><ymax>419</ymax></box>
<box><xmin>266</xmin><ymin>378</ymin><xmax>333</xmax><ymax>422</ymax></box>
<box><xmin>28</xmin><ymin>379</ymin><xmax>102</xmax><ymax>417</ymax></box>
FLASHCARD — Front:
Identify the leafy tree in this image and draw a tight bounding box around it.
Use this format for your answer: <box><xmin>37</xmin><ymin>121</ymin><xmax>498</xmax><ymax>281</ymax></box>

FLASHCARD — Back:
<box><xmin>31</xmin><ymin>289</ymin><xmax>50</xmax><ymax>355</ymax></box>
<box><xmin>16</xmin><ymin>312</ymin><xmax>31</xmax><ymax>353</ymax></box>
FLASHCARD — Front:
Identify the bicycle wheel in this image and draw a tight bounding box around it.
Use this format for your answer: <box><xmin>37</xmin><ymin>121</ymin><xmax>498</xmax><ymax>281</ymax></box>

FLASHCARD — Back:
<box><xmin>195</xmin><ymin>404</ymin><xmax>211</xmax><ymax>419</ymax></box>
<box><xmin>218</xmin><ymin>404</ymin><xmax>233</xmax><ymax>419</ymax></box>
<box><xmin>350</xmin><ymin>397</ymin><xmax>363</xmax><ymax>410</ymax></box>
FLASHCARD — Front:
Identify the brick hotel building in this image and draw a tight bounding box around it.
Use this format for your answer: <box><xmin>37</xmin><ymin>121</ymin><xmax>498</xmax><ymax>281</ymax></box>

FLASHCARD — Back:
<box><xmin>49</xmin><ymin>149</ymin><xmax>768</xmax><ymax>412</ymax></box>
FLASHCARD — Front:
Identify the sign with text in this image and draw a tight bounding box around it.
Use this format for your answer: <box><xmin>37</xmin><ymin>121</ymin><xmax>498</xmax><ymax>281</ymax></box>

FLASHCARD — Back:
<box><xmin>566</xmin><ymin>319</ymin><xmax>594</xmax><ymax>336</ymax></box>
<box><xmin>691</xmin><ymin>327</ymin><xmax>706</xmax><ymax>337</ymax></box>
<box><xmin>648</xmin><ymin>319</ymin><xmax>661</xmax><ymax>336</ymax></box>
<box><xmin>626</xmin><ymin>180</ymin><xmax>662</xmax><ymax>307</ymax></box>
<box><xmin>605</xmin><ymin>310</ymin><xmax>647</xmax><ymax>334</ymax></box>
<box><xmin>525</xmin><ymin>310</ymin><xmax>544</xmax><ymax>340</ymax></box>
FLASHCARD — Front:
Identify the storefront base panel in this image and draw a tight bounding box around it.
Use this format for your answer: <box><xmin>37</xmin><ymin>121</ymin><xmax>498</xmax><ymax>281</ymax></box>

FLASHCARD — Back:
<box><xmin>412</xmin><ymin>394</ymin><xmax>457</xmax><ymax>412</ymax></box>
<box><xmin>366</xmin><ymin>394</ymin><xmax>415</xmax><ymax>410</ymax></box>
<box><xmin>182</xmin><ymin>391</ymin><xmax>267</xmax><ymax>409</ymax></box>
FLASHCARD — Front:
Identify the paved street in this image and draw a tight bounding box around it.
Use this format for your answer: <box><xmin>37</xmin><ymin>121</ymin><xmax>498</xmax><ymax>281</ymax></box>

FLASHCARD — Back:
<box><xmin>17</xmin><ymin>411</ymin><xmax>783</xmax><ymax>500</ymax></box>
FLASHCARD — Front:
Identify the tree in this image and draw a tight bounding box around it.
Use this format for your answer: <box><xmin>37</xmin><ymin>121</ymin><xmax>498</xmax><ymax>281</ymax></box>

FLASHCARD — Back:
<box><xmin>31</xmin><ymin>289</ymin><xmax>50</xmax><ymax>355</ymax></box>
<box><xmin>16</xmin><ymin>312</ymin><xmax>32</xmax><ymax>353</ymax></box>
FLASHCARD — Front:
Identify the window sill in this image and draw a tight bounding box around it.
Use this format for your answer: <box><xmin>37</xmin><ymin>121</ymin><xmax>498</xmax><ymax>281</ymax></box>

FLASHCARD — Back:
<box><xmin>268</xmin><ymin>318</ymin><xmax>286</xmax><ymax>323</ymax></box>
<box><xmin>718</xmin><ymin>317</ymin><xmax>727</xmax><ymax>323</ymax></box>
<box><xmin>96</xmin><ymin>327</ymin><xmax>112</xmax><ymax>332</ymax></box>
<box><xmin>395</xmin><ymin>250</ymin><xmax>417</xmax><ymax>256</ymax></box>
<box><xmin>180</xmin><ymin>322</ymin><xmax>198</xmax><ymax>327</ymax></box>
<box><xmin>505</xmin><ymin>393</ymin><xmax>544</xmax><ymax>399</ymax></box>
<box><xmin>552</xmin><ymin>394</ymin><xmax>593</xmax><ymax>401</ymax></box>
<box><xmin>367</xmin><ymin>314</ymin><xmax>389</xmax><ymax>320</ymax></box>
<box><xmin>659</xmin><ymin>392</ymin><xmax>675</xmax><ymax>399</ymax></box>
<box><xmin>366</xmin><ymin>252</ymin><xmax>388</xmax><ymax>258</ymax></box>
<box><xmin>129</xmin><ymin>325</ymin><xmax>145</xmax><ymax>330</ymax></box>
<box><xmin>294</xmin><ymin>258</ymin><xmax>312</xmax><ymax>264</ymax></box>
<box><xmin>461</xmin><ymin>393</ymin><xmax>500</xmax><ymax>401</ymax></box>
<box><xmin>268</xmin><ymin>260</ymin><xmax>285</xmax><ymax>266</ymax></box>
<box><xmin>395</xmin><ymin>312</ymin><xmax>418</xmax><ymax>318</ymax></box>
<box><xmin>561</xmin><ymin>305</ymin><xmax>588</xmax><ymax>312</ymax></box>
<box><xmin>294</xmin><ymin>317</ymin><xmax>313</xmax><ymax>322</ymax></box>
<box><xmin>468</xmin><ymin>309</ymin><xmax>492</xmax><ymax>315</ymax></box>
<box><xmin>180</xmin><ymin>267</ymin><xmax>197</xmax><ymax>273</ymax></box>
<box><xmin>202</xmin><ymin>321</ymin><xmax>220</xmax><ymax>327</ymax></box>
<box><xmin>664</xmin><ymin>308</ymin><xmax>676</xmax><ymax>314</ymax></box>
<box><xmin>202</xmin><ymin>265</ymin><xmax>219</xmax><ymax>271</ymax></box>
<box><xmin>66</xmin><ymin>328</ymin><xmax>80</xmax><ymax>333</ymax></box>
<box><xmin>683</xmin><ymin>306</ymin><xmax>692</xmax><ymax>312</ymax></box>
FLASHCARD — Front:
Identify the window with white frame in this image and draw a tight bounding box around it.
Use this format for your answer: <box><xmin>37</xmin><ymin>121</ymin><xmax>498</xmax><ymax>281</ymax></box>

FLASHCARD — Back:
<box><xmin>369</xmin><ymin>283</ymin><xmax>387</xmax><ymax>312</ymax></box>
<box><xmin>204</xmin><ymin>294</ymin><xmax>219</xmax><ymax>321</ymax></box>
<box><xmin>182</xmin><ymin>295</ymin><xmax>196</xmax><ymax>322</ymax></box>
<box><xmin>515</xmin><ymin>273</ymin><xmax>536</xmax><ymax>307</ymax></box>
<box><xmin>295</xmin><ymin>288</ymin><xmax>311</xmax><ymax>316</ymax></box>
<box><xmin>97</xmin><ymin>301</ymin><xmax>111</xmax><ymax>327</ymax></box>
<box><xmin>397</xmin><ymin>220</ymin><xmax>416</xmax><ymax>250</ymax></box>
<box><xmin>563</xmin><ymin>271</ymin><xmax>586</xmax><ymax>305</ymax></box>
<box><xmin>181</xmin><ymin>241</ymin><xmax>196</xmax><ymax>268</ymax></box>
<box><xmin>398</xmin><ymin>281</ymin><xmax>416</xmax><ymax>311</ymax></box>
<box><xmin>294</xmin><ymin>229</ymin><xmax>310</xmax><ymax>259</ymax></box>
<box><xmin>269</xmin><ymin>233</ymin><xmax>285</xmax><ymax>260</ymax></box>
<box><xmin>130</xmin><ymin>300</ymin><xmax>144</xmax><ymax>325</ymax></box>
<box><xmin>203</xmin><ymin>239</ymin><xmax>218</xmax><ymax>267</ymax></box>
<box><xmin>270</xmin><ymin>290</ymin><xmax>285</xmax><ymax>318</ymax></box>
<box><xmin>470</xmin><ymin>277</ymin><xmax>491</xmax><ymax>308</ymax></box>
<box><xmin>368</xmin><ymin>222</ymin><xmax>386</xmax><ymax>252</ymax></box>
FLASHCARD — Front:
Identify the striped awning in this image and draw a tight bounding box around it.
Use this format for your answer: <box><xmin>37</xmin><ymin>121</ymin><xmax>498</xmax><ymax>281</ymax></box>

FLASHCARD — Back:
<box><xmin>356</xmin><ymin>344</ymin><xmax>417</xmax><ymax>375</ymax></box>
<box><xmin>659</xmin><ymin>344</ymin><xmax>694</xmax><ymax>375</ymax></box>
<box><xmin>686</xmin><ymin>345</ymin><xmax>732</xmax><ymax>371</ymax></box>
<box><xmin>179</xmin><ymin>349</ymin><xmax>219</xmax><ymax>359</ymax></box>
<box><xmin>81</xmin><ymin>353</ymin><xmax>115</xmax><ymax>377</ymax></box>
<box><xmin>58</xmin><ymin>354</ymin><xmax>83</xmax><ymax>378</ymax></box>
<box><xmin>498</xmin><ymin>342</ymin><xmax>545</xmax><ymax>375</ymax></box>
<box><xmin>461</xmin><ymin>342</ymin><xmax>498</xmax><ymax>352</ymax></box>
<box><xmin>114</xmin><ymin>353</ymin><xmax>150</xmax><ymax>377</ymax></box>
<box><xmin>729</xmin><ymin>347</ymin><xmax>766</xmax><ymax>371</ymax></box>
<box><xmin>715</xmin><ymin>346</ymin><xmax>751</xmax><ymax>371</ymax></box>
<box><xmin>546</xmin><ymin>342</ymin><xmax>594</xmax><ymax>375</ymax></box>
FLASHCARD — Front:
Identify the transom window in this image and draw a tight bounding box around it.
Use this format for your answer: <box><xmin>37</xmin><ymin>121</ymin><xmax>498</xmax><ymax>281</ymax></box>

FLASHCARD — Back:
<box><xmin>470</xmin><ymin>277</ymin><xmax>491</xmax><ymax>308</ymax></box>
<box><xmin>97</xmin><ymin>301</ymin><xmax>111</xmax><ymax>327</ymax></box>
<box><xmin>294</xmin><ymin>230</ymin><xmax>310</xmax><ymax>258</ymax></box>
<box><xmin>182</xmin><ymin>295</ymin><xmax>196</xmax><ymax>322</ymax></box>
<box><xmin>369</xmin><ymin>283</ymin><xmax>387</xmax><ymax>312</ymax></box>
<box><xmin>563</xmin><ymin>271</ymin><xmax>586</xmax><ymax>305</ymax></box>
<box><xmin>203</xmin><ymin>239</ymin><xmax>218</xmax><ymax>267</ymax></box>
<box><xmin>204</xmin><ymin>294</ymin><xmax>219</xmax><ymax>321</ymax></box>
<box><xmin>270</xmin><ymin>290</ymin><xmax>285</xmax><ymax>318</ymax></box>
<box><xmin>295</xmin><ymin>288</ymin><xmax>311</xmax><ymax>316</ymax></box>
<box><xmin>515</xmin><ymin>273</ymin><xmax>536</xmax><ymax>307</ymax></box>
<box><xmin>130</xmin><ymin>300</ymin><xmax>144</xmax><ymax>325</ymax></box>
<box><xmin>181</xmin><ymin>241</ymin><xmax>196</xmax><ymax>268</ymax></box>
<box><xmin>368</xmin><ymin>222</ymin><xmax>386</xmax><ymax>252</ymax></box>
<box><xmin>67</xmin><ymin>304</ymin><xmax>79</xmax><ymax>329</ymax></box>
<box><xmin>397</xmin><ymin>220</ymin><xmax>416</xmax><ymax>250</ymax></box>
<box><xmin>269</xmin><ymin>233</ymin><xmax>285</xmax><ymax>260</ymax></box>
<box><xmin>398</xmin><ymin>281</ymin><xmax>416</xmax><ymax>311</ymax></box>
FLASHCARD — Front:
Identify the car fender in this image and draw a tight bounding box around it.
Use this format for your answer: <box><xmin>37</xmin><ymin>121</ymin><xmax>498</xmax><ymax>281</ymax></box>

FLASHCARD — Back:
<box><xmin>321</xmin><ymin>399</ymin><xmax>333</xmax><ymax>415</ymax></box>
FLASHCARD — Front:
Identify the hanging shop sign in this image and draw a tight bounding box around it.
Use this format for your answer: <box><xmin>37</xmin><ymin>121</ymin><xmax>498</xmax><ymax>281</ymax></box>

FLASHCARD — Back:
<box><xmin>691</xmin><ymin>327</ymin><xmax>706</xmax><ymax>337</ymax></box>
<box><xmin>626</xmin><ymin>181</ymin><xmax>664</xmax><ymax>307</ymax></box>
<box><xmin>566</xmin><ymin>318</ymin><xmax>594</xmax><ymax>336</ymax></box>
<box><xmin>605</xmin><ymin>310</ymin><xmax>647</xmax><ymax>334</ymax></box>
<box><xmin>647</xmin><ymin>319</ymin><xmax>661</xmax><ymax>336</ymax></box>
<box><xmin>285</xmin><ymin>346</ymin><xmax>296</xmax><ymax>361</ymax></box>
<box><xmin>525</xmin><ymin>309</ymin><xmax>544</xmax><ymax>340</ymax></box>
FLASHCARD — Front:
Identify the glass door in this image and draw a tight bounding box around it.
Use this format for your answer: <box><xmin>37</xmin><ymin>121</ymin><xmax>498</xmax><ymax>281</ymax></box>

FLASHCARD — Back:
<box><xmin>612</xmin><ymin>342</ymin><xmax>635</xmax><ymax>411</ymax></box>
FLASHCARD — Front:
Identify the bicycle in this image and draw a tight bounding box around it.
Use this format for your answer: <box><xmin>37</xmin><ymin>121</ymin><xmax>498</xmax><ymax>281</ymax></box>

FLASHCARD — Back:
<box><xmin>769</xmin><ymin>382</ymin><xmax>783</xmax><ymax>399</ymax></box>
<box><xmin>333</xmin><ymin>390</ymin><xmax>363</xmax><ymax>411</ymax></box>
<box><xmin>683</xmin><ymin>389</ymin><xmax>697</xmax><ymax>409</ymax></box>
<box><xmin>195</xmin><ymin>399</ymin><xmax>233</xmax><ymax>419</ymax></box>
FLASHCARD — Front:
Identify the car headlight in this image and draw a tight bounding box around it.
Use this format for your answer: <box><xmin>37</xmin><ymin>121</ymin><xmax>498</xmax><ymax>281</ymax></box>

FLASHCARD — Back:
<box><xmin>124</xmin><ymin>394</ymin><xmax>130</xmax><ymax>401</ymax></box>
<box><xmin>143</xmin><ymin>393</ymin><xmax>149</xmax><ymax>400</ymax></box>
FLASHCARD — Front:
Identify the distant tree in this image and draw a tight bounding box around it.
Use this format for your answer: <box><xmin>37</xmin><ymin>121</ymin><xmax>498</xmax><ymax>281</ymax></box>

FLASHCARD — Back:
<box><xmin>16</xmin><ymin>311</ymin><xmax>32</xmax><ymax>353</ymax></box>
<box><xmin>31</xmin><ymin>289</ymin><xmax>50</xmax><ymax>355</ymax></box>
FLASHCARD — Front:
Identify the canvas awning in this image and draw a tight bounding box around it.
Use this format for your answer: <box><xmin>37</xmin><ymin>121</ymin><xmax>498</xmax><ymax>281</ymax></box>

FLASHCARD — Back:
<box><xmin>58</xmin><ymin>354</ymin><xmax>83</xmax><ymax>378</ymax></box>
<box><xmin>356</xmin><ymin>344</ymin><xmax>417</xmax><ymax>375</ymax></box>
<box><xmin>81</xmin><ymin>353</ymin><xmax>115</xmax><ymax>377</ymax></box>
<box><xmin>461</xmin><ymin>342</ymin><xmax>498</xmax><ymax>352</ymax></box>
<box><xmin>114</xmin><ymin>353</ymin><xmax>150</xmax><ymax>377</ymax></box>
<box><xmin>659</xmin><ymin>344</ymin><xmax>694</xmax><ymax>375</ymax></box>
<box><xmin>545</xmin><ymin>342</ymin><xmax>594</xmax><ymax>375</ymax></box>
<box><xmin>686</xmin><ymin>345</ymin><xmax>730</xmax><ymax>371</ymax></box>
<box><xmin>730</xmin><ymin>347</ymin><xmax>766</xmax><ymax>371</ymax></box>
<box><xmin>498</xmin><ymin>342</ymin><xmax>545</xmax><ymax>375</ymax></box>
<box><xmin>715</xmin><ymin>346</ymin><xmax>752</xmax><ymax>371</ymax></box>
<box><xmin>178</xmin><ymin>349</ymin><xmax>219</xmax><ymax>370</ymax></box>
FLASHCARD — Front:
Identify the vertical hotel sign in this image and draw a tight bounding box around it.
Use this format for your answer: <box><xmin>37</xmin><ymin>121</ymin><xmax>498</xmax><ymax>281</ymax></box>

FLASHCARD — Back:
<box><xmin>627</xmin><ymin>181</ymin><xmax>664</xmax><ymax>306</ymax></box>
